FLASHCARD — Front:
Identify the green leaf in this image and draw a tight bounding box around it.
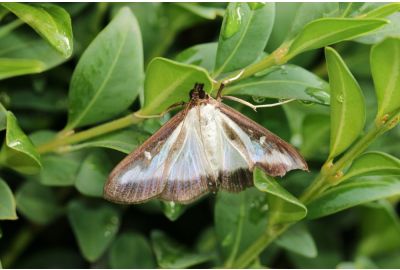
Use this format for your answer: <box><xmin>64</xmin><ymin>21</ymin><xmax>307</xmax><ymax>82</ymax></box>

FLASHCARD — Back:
<box><xmin>0</xmin><ymin>112</ymin><xmax>41</xmax><ymax>174</ymax></box>
<box><xmin>67</xmin><ymin>200</ymin><xmax>120</xmax><ymax>262</ymax></box>
<box><xmin>0</xmin><ymin>178</ymin><xmax>17</xmax><ymax>220</ymax></box>
<box><xmin>307</xmin><ymin>177</ymin><xmax>400</xmax><ymax>219</ymax></box>
<box><xmin>141</xmin><ymin>57</ymin><xmax>213</xmax><ymax>115</ymax></box>
<box><xmin>66</xmin><ymin>7</ymin><xmax>143</xmax><ymax>129</ymax></box>
<box><xmin>214</xmin><ymin>3</ymin><xmax>275</xmax><ymax>75</ymax></box>
<box><xmin>276</xmin><ymin>223</ymin><xmax>317</xmax><ymax>258</ymax></box>
<box><xmin>325</xmin><ymin>47</ymin><xmax>366</xmax><ymax>159</ymax></box>
<box><xmin>0</xmin><ymin>31</ymin><xmax>66</xmax><ymax>80</ymax></box>
<box><xmin>370</xmin><ymin>37</ymin><xmax>400</xmax><ymax>118</ymax></box>
<box><xmin>75</xmin><ymin>149</ymin><xmax>112</xmax><ymax>197</ymax></box>
<box><xmin>288</xmin><ymin>18</ymin><xmax>387</xmax><ymax>57</ymax></box>
<box><xmin>356</xmin><ymin>13</ymin><xmax>400</xmax><ymax>45</ymax></box>
<box><xmin>0</xmin><ymin>103</ymin><xmax>6</xmax><ymax>131</ymax></box>
<box><xmin>161</xmin><ymin>201</ymin><xmax>188</xmax><ymax>222</ymax></box>
<box><xmin>361</xmin><ymin>3</ymin><xmax>400</xmax><ymax>19</ymax></box>
<box><xmin>342</xmin><ymin>152</ymin><xmax>400</xmax><ymax>181</ymax></box>
<box><xmin>300</xmin><ymin>114</ymin><xmax>330</xmax><ymax>160</ymax></box>
<box><xmin>0</xmin><ymin>58</ymin><xmax>45</xmax><ymax>80</ymax></box>
<box><xmin>254</xmin><ymin>168</ymin><xmax>307</xmax><ymax>225</ymax></box>
<box><xmin>109</xmin><ymin>232</ymin><xmax>156</xmax><ymax>268</ymax></box>
<box><xmin>68</xmin><ymin>128</ymin><xmax>149</xmax><ymax>154</ymax></box>
<box><xmin>36</xmin><ymin>153</ymin><xmax>82</xmax><ymax>186</ymax></box>
<box><xmin>176</xmin><ymin>42</ymin><xmax>218</xmax><ymax>72</ymax></box>
<box><xmin>357</xmin><ymin>200</ymin><xmax>400</xmax><ymax>257</ymax></box>
<box><xmin>174</xmin><ymin>3</ymin><xmax>224</xmax><ymax>20</ymax></box>
<box><xmin>15</xmin><ymin>181</ymin><xmax>62</xmax><ymax>225</ymax></box>
<box><xmin>151</xmin><ymin>230</ymin><xmax>214</xmax><ymax>268</ymax></box>
<box><xmin>223</xmin><ymin>64</ymin><xmax>330</xmax><ymax>105</ymax></box>
<box><xmin>215</xmin><ymin>188</ymin><xmax>268</xmax><ymax>263</ymax></box>
<box><xmin>2</xmin><ymin>3</ymin><xmax>73</xmax><ymax>57</ymax></box>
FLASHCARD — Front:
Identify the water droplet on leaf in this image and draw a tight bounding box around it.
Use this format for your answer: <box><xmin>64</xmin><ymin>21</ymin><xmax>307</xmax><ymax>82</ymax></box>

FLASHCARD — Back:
<box><xmin>305</xmin><ymin>88</ymin><xmax>330</xmax><ymax>105</ymax></box>
<box><xmin>222</xmin><ymin>4</ymin><xmax>243</xmax><ymax>39</ymax></box>
<box><xmin>222</xmin><ymin>232</ymin><xmax>233</xmax><ymax>247</ymax></box>
<box><xmin>252</xmin><ymin>96</ymin><xmax>266</xmax><ymax>104</ymax></box>
<box><xmin>336</xmin><ymin>94</ymin><xmax>344</xmax><ymax>103</ymax></box>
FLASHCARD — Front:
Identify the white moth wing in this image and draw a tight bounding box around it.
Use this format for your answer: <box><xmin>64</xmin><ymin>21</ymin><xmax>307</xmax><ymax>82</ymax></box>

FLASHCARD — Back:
<box><xmin>159</xmin><ymin>107</ymin><xmax>213</xmax><ymax>203</ymax></box>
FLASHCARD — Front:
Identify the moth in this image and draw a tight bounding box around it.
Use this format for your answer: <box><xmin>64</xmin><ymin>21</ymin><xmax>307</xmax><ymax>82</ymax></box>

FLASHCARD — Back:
<box><xmin>104</xmin><ymin>83</ymin><xmax>308</xmax><ymax>204</ymax></box>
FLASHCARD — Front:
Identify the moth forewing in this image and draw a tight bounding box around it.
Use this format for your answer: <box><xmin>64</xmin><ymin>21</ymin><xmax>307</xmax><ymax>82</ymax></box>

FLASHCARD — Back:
<box><xmin>104</xmin><ymin>84</ymin><xmax>308</xmax><ymax>204</ymax></box>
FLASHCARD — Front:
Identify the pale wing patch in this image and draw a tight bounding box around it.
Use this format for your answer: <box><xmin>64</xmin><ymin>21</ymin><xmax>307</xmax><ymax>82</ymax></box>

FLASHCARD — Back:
<box><xmin>105</xmin><ymin>121</ymin><xmax>183</xmax><ymax>203</ymax></box>
<box><xmin>159</xmin><ymin>108</ymin><xmax>212</xmax><ymax>203</ymax></box>
<box><xmin>218</xmin><ymin>111</ymin><xmax>305</xmax><ymax>177</ymax></box>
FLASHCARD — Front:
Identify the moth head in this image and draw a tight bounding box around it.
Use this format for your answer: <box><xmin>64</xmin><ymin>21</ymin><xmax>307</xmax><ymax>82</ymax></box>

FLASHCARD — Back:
<box><xmin>190</xmin><ymin>83</ymin><xmax>207</xmax><ymax>100</ymax></box>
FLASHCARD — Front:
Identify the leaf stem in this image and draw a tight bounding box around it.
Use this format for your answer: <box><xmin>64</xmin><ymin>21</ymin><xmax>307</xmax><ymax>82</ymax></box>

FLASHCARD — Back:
<box><xmin>37</xmin><ymin>113</ymin><xmax>142</xmax><ymax>154</ymax></box>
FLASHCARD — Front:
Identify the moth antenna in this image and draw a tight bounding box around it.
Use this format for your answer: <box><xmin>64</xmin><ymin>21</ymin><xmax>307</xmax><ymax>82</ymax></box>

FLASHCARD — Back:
<box><xmin>222</xmin><ymin>96</ymin><xmax>295</xmax><ymax>111</ymax></box>
<box><xmin>134</xmin><ymin>101</ymin><xmax>186</xmax><ymax>119</ymax></box>
<box><xmin>222</xmin><ymin>69</ymin><xmax>244</xmax><ymax>85</ymax></box>
<box><xmin>216</xmin><ymin>83</ymin><xmax>225</xmax><ymax>101</ymax></box>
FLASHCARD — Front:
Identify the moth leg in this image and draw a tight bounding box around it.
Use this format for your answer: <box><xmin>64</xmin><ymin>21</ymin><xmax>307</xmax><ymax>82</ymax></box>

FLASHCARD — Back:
<box><xmin>134</xmin><ymin>102</ymin><xmax>186</xmax><ymax>119</ymax></box>
<box><xmin>222</xmin><ymin>96</ymin><xmax>295</xmax><ymax>111</ymax></box>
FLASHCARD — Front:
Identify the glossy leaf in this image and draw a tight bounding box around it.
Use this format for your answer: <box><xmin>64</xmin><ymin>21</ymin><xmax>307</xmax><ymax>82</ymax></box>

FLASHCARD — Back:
<box><xmin>370</xmin><ymin>37</ymin><xmax>400</xmax><ymax>118</ymax></box>
<box><xmin>0</xmin><ymin>31</ymin><xmax>66</xmax><ymax>80</ymax></box>
<box><xmin>69</xmin><ymin>128</ymin><xmax>149</xmax><ymax>154</ymax></box>
<box><xmin>342</xmin><ymin>152</ymin><xmax>400</xmax><ymax>181</ymax></box>
<box><xmin>276</xmin><ymin>223</ymin><xmax>317</xmax><ymax>258</ymax></box>
<box><xmin>36</xmin><ymin>153</ymin><xmax>83</xmax><ymax>186</ymax></box>
<box><xmin>109</xmin><ymin>232</ymin><xmax>156</xmax><ymax>268</ymax></box>
<box><xmin>0</xmin><ymin>178</ymin><xmax>17</xmax><ymax>220</ymax></box>
<box><xmin>67</xmin><ymin>200</ymin><xmax>120</xmax><ymax>262</ymax></box>
<box><xmin>141</xmin><ymin>57</ymin><xmax>213</xmax><ymax>115</ymax></box>
<box><xmin>175</xmin><ymin>3</ymin><xmax>224</xmax><ymax>20</ymax></box>
<box><xmin>176</xmin><ymin>42</ymin><xmax>218</xmax><ymax>72</ymax></box>
<box><xmin>75</xmin><ymin>149</ymin><xmax>112</xmax><ymax>197</ymax></box>
<box><xmin>325</xmin><ymin>47</ymin><xmax>366</xmax><ymax>159</ymax></box>
<box><xmin>288</xmin><ymin>18</ymin><xmax>387</xmax><ymax>57</ymax></box>
<box><xmin>16</xmin><ymin>181</ymin><xmax>62</xmax><ymax>225</ymax></box>
<box><xmin>214</xmin><ymin>3</ymin><xmax>275</xmax><ymax>75</ymax></box>
<box><xmin>0</xmin><ymin>103</ymin><xmax>6</xmax><ymax>131</ymax></box>
<box><xmin>307</xmin><ymin>177</ymin><xmax>400</xmax><ymax>219</ymax></box>
<box><xmin>2</xmin><ymin>3</ymin><xmax>73</xmax><ymax>57</ymax></box>
<box><xmin>66</xmin><ymin>7</ymin><xmax>143</xmax><ymax>129</ymax></box>
<box><xmin>151</xmin><ymin>230</ymin><xmax>214</xmax><ymax>268</ymax></box>
<box><xmin>161</xmin><ymin>201</ymin><xmax>188</xmax><ymax>222</ymax></box>
<box><xmin>361</xmin><ymin>3</ymin><xmax>400</xmax><ymax>19</ymax></box>
<box><xmin>223</xmin><ymin>64</ymin><xmax>330</xmax><ymax>105</ymax></box>
<box><xmin>0</xmin><ymin>112</ymin><xmax>41</xmax><ymax>174</ymax></box>
<box><xmin>215</xmin><ymin>189</ymin><xmax>268</xmax><ymax>263</ymax></box>
<box><xmin>254</xmin><ymin>168</ymin><xmax>307</xmax><ymax>225</ymax></box>
<box><xmin>300</xmin><ymin>114</ymin><xmax>330</xmax><ymax>160</ymax></box>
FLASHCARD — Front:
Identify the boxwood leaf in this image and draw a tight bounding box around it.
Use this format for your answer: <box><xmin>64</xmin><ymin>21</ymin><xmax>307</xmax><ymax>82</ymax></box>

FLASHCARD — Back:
<box><xmin>276</xmin><ymin>223</ymin><xmax>317</xmax><ymax>258</ymax></box>
<box><xmin>151</xmin><ymin>230</ymin><xmax>214</xmax><ymax>268</ymax></box>
<box><xmin>215</xmin><ymin>189</ymin><xmax>268</xmax><ymax>264</ymax></box>
<box><xmin>342</xmin><ymin>152</ymin><xmax>400</xmax><ymax>181</ymax></box>
<box><xmin>0</xmin><ymin>112</ymin><xmax>41</xmax><ymax>174</ymax></box>
<box><xmin>68</xmin><ymin>128</ymin><xmax>149</xmax><ymax>154</ymax></box>
<box><xmin>140</xmin><ymin>57</ymin><xmax>212</xmax><ymax>115</ymax></box>
<box><xmin>0</xmin><ymin>178</ymin><xmax>17</xmax><ymax>220</ymax></box>
<box><xmin>307</xmin><ymin>177</ymin><xmax>400</xmax><ymax>219</ymax></box>
<box><xmin>36</xmin><ymin>152</ymin><xmax>83</xmax><ymax>186</ymax></box>
<box><xmin>109</xmin><ymin>232</ymin><xmax>156</xmax><ymax>268</ymax></box>
<box><xmin>67</xmin><ymin>200</ymin><xmax>120</xmax><ymax>262</ymax></box>
<box><xmin>214</xmin><ymin>3</ymin><xmax>275</xmax><ymax>75</ymax></box>
<box><xmin>254</xmin><ymin>168</ymin><xmax>307</xmax><ymax>225</ymax></box>
<box><xmin>0</xmin><ymin>31</ymin><xmax>66</xmax><ymax>80</ymax></box>
<box><xmin>325</xmin><ymin>47</ymin><xmax>366</xmax><ymax>159</ymax></box>
<box><xmin>75</xmin><ymin>149</ymin><xmax>112</xmax><ymax>197</ymax></box>
<box><xmin>66</xmin><ymin>7</ymin><xmax>143</xmax><ymax>129</ymax></box>
<box><xmin>223</xmin><ymin>64</ymin><xmax>330</xmax><ymax>105</ymax></box>
<box><xmin>0</xmin><ymin>103</ymin><xmax>6</xmax><ymax>131</ymax></box>
<box><xmin>288</xmin><ymin>18</ymin><xmax>387</xmax><ymax>57</ymax></box>
<box><xmin>361</xmin><ymin>3</ymin><xmax>400</xmax><ymax>19</ymax></box>
<box><xmin>16</xmin><ymin>181</ymin><xmax>62</xmax><ymax>225</ymax></box>
<box><xmin>300</xmin><ymin>114</ymin><xmax>330</xmax><ymax>160</ymax></box>
<box><xmin>370</xmin><ymin>37</ymin><xmax>400</xmax><ymax>118</ymax></box>
<box><xmin>2</xmin><ymin>3</ymin><xmax>73</xmax><ymax>58</ymax></box>
<box><xmin>176</xmin><ymin>42</ymin><xmax>218</xmax><ymax>72</ymax></box>
<box><xmin>175</xmin><ymin>3</ymin><xmax>224</xmax><ymax>20</ymax></box>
